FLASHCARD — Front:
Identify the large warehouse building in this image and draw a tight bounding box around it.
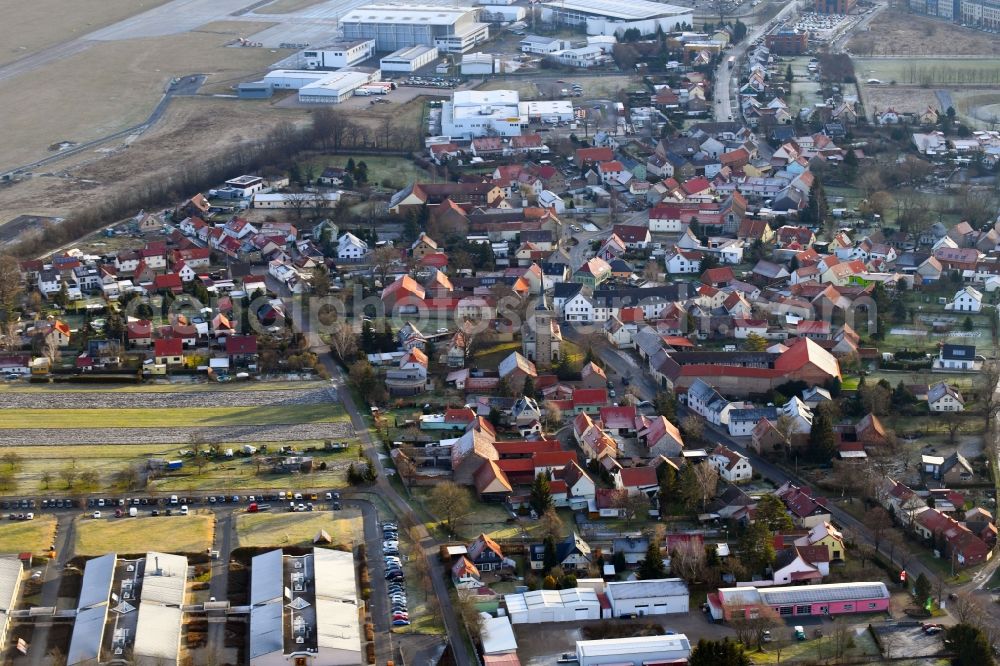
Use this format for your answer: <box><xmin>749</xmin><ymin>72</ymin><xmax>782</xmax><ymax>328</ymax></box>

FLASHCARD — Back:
<box><xmin>604</xmin><ymin>578</ymin><xmax>689</xmax><ymax>617</ymax></box>
<box><xmin>339</xmin><ymin>4</ymin><xmax>490</xmax><ymax>53</ymax></box>
<box><xmin>504</xmin><ymin>588</ymin><xmax>603</xmax><ymax>624</ymax></box>
<box><xmin>576</xmin><ymin>634</ymin><xmax>692</xmax><ymax>666</ymax></box>
<box><xmin>539</xmin><ymin>0</ymin><xmax>692</xmax><ymax>36</ymax></box>
<box><xmin>380</xmin><ymin>45</ymin><xmax>439</xmax><ymax>72</ymax></box>
<box><xmin>250</xmin><ymin>548</ymin><xmax>362</xmax><ymax>666</ymax></box>
<box><xmin>301</xmin><ymin>39</ymin><xmax>376</xmax><ymax>69</ymax></box>
<box><xmin>708</xmin><ymin>582</ymin><xmax>891</xmax><ymax>621</ymax></box>
<box><xmin>259</xmin><ymin>69</ymin><xmax>379</xmax><ymax>103</ymax></box>
<box><xmin>441</xmin><ymin>89</ymin><xmax>525</xmax><ymax>138</ymax></box>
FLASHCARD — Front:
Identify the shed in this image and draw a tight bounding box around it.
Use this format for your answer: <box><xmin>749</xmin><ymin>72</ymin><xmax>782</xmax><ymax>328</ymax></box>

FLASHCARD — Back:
<box><xmin>605</xmin><ymin>578</ymin><xmax>689</xmax><ymax>617</ymax></box>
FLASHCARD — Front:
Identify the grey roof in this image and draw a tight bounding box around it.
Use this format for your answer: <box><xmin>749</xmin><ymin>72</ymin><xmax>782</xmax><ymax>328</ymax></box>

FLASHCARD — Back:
<box><xmin>553</xmin><ymin>282</ymin><xmax>583</xmax><ymax>299</ymax></box>
<box><xmin>942</xmin><ymin>344</ymin><xmax>975</xmax><ymax>360</ymax></box>
<box><xmin>611</xmin><ymin>537</ymin><xmax>649</xmax><ymax>554</ymax></box>
<box><xmin>730</xmin><ymin>407</ymin><xmax>778</xmax><ymax>422</ymax></box>
<box><xmin>251</xmin><ymin>549</ymin><xmax>284</xmax><ymax>606</ymax></box>
<box><xmin>67</xmin><ymin>606</ymin><xmax>109</xmax><ymax>665</ymax></box>
<box><xmin>250</xmin><ymin>602</ymin><xmax>284</xmax><ymax>659</ymax></box>
<box><xmin>606</xmin><ymin>578</ymin><xmax>688</xmax><ymax>600</ymax></box>
<box><xmin>593</xmin><ymin>284</ymin><xmax>688</xmax><ymax>308</ymax></box>
<box><xmin>757</xmin><ymin>582</ymin><xmax>888</xmax><ymax>605</ymax></box>
<box><xmin>78</xmin><ymin>553</ymin><xmax>116</xmax><ymax>609</ymax></box>
<box><xmin>140</xmin><ymin>552</ymin><xmax>187</xmax><ymax>606</ymax></box>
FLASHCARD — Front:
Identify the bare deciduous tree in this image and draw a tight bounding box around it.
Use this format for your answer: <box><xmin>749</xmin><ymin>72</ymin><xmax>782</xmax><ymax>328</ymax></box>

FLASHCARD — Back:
<box><xmin>725</xmin><ymin>602</ymin><xmax>780</xmax><ymax>651</ymax></box>
<box><xmin>327</xmin><ymin>321</ymin><xmax>358</xmax><ymax>363</ymax></box>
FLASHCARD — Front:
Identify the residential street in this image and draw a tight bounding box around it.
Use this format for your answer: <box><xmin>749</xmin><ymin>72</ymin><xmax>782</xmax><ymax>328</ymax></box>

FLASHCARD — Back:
<box><xmin>576</xmin><ymin>328</ymin><xmax>946</xmax><ymax>591</ymax></box>
<box><xmin>283</xmin><ymin>298</ymin><xmax>472</xmax><ymax>666</ymax></box>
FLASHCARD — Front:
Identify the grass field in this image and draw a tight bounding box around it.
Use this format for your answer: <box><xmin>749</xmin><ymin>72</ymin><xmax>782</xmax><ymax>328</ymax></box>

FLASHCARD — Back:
<box><xmin>749</xmin><ymin>626</ymin><xmax>880</xmax><ymax>663</ymax></box>
<box><xmin>0</xmin><ymin>405</ymin><xmax>348</xmax><ymax>429</ymax></box>
<box><xmin>0</xmin><ymin>24</ymin><xmax>291</xmax><ymax>173</ymax></box>
<box><xmin>235</xmin><ymin>511</ymin><xmax>362</xmax><ymax>548</ymax></box>
<box><xmin>74</xmin><ymin>512</ymin><xmax>214</xmax><ymax>555</ymax></box>
<box><xmin>0</xmin><ymin>516</ymin><xmax>57</xmax><ymax>556</ymax></box>
<box><xmin>0</xmin><ymin>440</ymin><xmax>359</xmax><ymax>495</ymax></box>
<box><xmin>0</xmin><ymin>0</ymin><xmax>170</xmax><ymax>67</ymax></box>
<box><xmin>298</xmin><ymin>154</ymin><xmax>429</xmax><ymax>191</ymax></box>
<box><xmin>0</xmin><ymin>380</ymin><xmax>329</xmax><ymax>393</ymax></box>
<box><xmin>853</xmin><ymin>58</ymin><xmax>1000</xmax><ymax>86</ymax></box>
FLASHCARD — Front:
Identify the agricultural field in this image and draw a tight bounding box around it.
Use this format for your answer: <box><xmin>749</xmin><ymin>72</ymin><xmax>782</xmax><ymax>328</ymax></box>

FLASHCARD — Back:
<box><xmin>0</xmin><ymin>405</ymin><xmax>344</xmax><ymax>430</ymax></box>
<box><xmin>0</xmin><ymin>0</ymin><xmax>170</xmax><ymax>67</ymax></box>
<box><xmin>478</xmin><ymin>74</ymin><xmax>637</xmax><ymax>101</ymax></box>
<box><xmin>853</xmin><ymin>58</ymin><xmax>1000</xmax><ymax>86</ymax></box>
<box><xmin>74</xmin><ymin>512</ymin><xmax>214</xmax><ymax>555</ymax></box>
<box><xmin>235</xmin><ymin>512</ymin><xmax>363</xmax><ymax>548</ymax></box>
<box><xmin>0</xmin><ymin>24</ymin><xmax>290</xmax><ymax>175</ymax></box>
<box><xmin>848</xmin><ymin>10</ymin><xmax>1000</xmax><ymax>56</ymax></box>
<box><xmin>0</xmin><ymin>516</ymin><xmax>57</xmax><ymax>556</ymax></box>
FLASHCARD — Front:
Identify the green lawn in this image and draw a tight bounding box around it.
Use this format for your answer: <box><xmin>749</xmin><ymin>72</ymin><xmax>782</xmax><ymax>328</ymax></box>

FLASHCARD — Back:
<box><xmin>749</xmin><ymin>626</ymin><xmax>880</xmax><ymax>664</ymax></box>
<box><xmin>74</xmin><ymin>512</ymin><xmax>214</xmax><ymax>556</ymax></box>
<box><xmin>0</xmin><ymin>516</ymin><xmax>57</xmax><ymax>556</ymax></box>
<box><xmin>298</xmin><ymin>154</ymin><xmax>429</xmax><ymax>190</ymax></box>
<box><xmin>0</xmin><ymin>441</ymin><xmax>359</xmax><ymax>496</ymax></box>
<box><xmin>235</xmin><ymin>511</ymin><xmax>362</xmax><ymax>548</ymax></box>
<box><xmin>0</xmin><ymin>380</ymin><xmax>329</xmax><ymax>393</ymax></box>
<box><xmin>853</xmin><ymin>57</ymin><xmax>1000</xmax><ymax>85</ymax></box>
<box><xmin>0</xmin><ymin>404</ymin><xmax>349</xmax><ymax>429</ymax></box>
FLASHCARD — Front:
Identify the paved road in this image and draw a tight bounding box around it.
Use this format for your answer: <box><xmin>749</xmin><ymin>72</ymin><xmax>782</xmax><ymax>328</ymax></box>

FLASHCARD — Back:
<box><xmin>205</xmin><ymin>507</ymin><xmax>235</xmax><ymax>658</ymax></box>
<box><xmin>713</xmin><ymin>1</ymin><xmax>799</xmax><ymax>123</ymax></box>
<box><xmin>580</xmin><ymin>334</ymin><xmax>944</xmax><ymax>589</ymax></box>
<box><xmin>282</xmin><ymin>298</ymin><xmax>473</xmax><ymax>666</ymax></box>
<box><xmin>23</xmin><ymin>514</ymin><xmax>74</xmax><ymax>666</ymax></box>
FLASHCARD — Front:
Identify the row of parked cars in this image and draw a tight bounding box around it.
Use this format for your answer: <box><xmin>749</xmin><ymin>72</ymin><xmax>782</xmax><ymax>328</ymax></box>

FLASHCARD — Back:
<box><xmin>382</xmin><ymin>522</ymin><xmax>410</xmax><ymax>627</ymax></box>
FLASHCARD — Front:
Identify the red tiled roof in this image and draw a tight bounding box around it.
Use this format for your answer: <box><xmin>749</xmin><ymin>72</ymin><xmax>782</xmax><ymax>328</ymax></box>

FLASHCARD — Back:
<box><xmin>618</xmin><ymin>466</ymin><xmax>657</xmax><ymax>488</ymax></box>
<box><xmin>573</xmin><ymin>388</ymin><xmax>608</xmax><ymax>406</ymax></box>
<box><xmin>154</xmin><ymin>338</ymin><xmax>183</xmax><ymax>357</ymax></box>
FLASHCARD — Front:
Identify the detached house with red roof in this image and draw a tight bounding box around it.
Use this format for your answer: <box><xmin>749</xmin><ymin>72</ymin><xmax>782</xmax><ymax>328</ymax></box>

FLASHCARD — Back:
<box><xmin>639</xmin><ymin>416</ymin><xmax>684</xmax><ymax>457</ymax></box>
<box><xmin>776</xmin><ymin>482</ymin><xmax>831</xmax><ymax>528</ymax></box>
<box><xmin>153</xmin><ymin>338</ymin><xmax>184</xmax><ymax>366</ymax></box>
<box><xmin>613</xmin><ymin>466</ymin><xmax>659</xmax><ymax>498</ymax></box>
<box><xmin>468</xmin><ymin>533</ymin><xmax>508</xmax><ymax>573</ymax></box>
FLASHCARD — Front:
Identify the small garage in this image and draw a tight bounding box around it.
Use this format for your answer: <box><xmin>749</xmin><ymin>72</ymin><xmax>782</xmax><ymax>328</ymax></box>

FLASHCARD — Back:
<box><xmin>605</xmin><ymin>578</ymin><xmax>689</xmax><ymax>617</ymax></box>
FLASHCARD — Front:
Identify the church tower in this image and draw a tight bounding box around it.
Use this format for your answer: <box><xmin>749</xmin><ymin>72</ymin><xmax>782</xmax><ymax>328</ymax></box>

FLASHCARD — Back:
<box><xmin>533</xmin><ymin>275</ymin><xmax>554</xmax><ymax>368</ymax></box>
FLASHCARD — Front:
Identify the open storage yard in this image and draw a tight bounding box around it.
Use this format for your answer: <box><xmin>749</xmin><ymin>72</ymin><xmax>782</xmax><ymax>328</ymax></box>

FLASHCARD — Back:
<box><xmin>235</xmin><ymin>511</ymin><xmax>363</xmax><ymax>547</ymax></box>
<box><xmin>74</xmin><ymin>512</ymin><xmax>214</xmax><ymax>555</ymax></box>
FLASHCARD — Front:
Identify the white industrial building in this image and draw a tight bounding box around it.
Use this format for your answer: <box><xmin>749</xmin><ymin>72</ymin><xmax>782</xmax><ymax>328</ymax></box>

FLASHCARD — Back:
<box><xmin>576</xmin><ymin>634</ymin><xmax>692</xmax><ymax>666</ymax></box>
<box><xmin>300</xmin><ymin>71</ymin><xmax>377</xmax><ymax>103</ymax></box>
<box><xmin>134</xmin><ymin>552</ymin><xmax>188</xmax><ymax>666</ymax></box>
<box><xmin>518</xmin><ymin>100</ymin><xmax>575</xmax><ymax>122</ymax></box>
<box><xmin>250</xmin><ymin>548</ymin><xmax>362</xmax><ymax>666</ymax></box>
<box><xmin>441</xmin><ymin>89</ymin><xmax>525</xmax><ymax>138</ymax></box>
<box><xmin>252</xmin><ymin>192</ymin><xmax>342</xmax><ymax>209</ymax></box>
<box><xmin>539</xmin><ymin>0</ymin><xmax>692</xmax><ymax>36</ymax></box>
<box><xmin>520</xmin><ymin>35</ymin><xmax>571</xmax><ymax>54</ymax></box>
<box><xmin>340</xmin><ymin>4</ymin><xmax>490</xmax><ymax>53</ymax></box>
<box><xmin>504</xmin><ymin>588</ymin><xmax>602</xmax><ymax>624</ymax></box>
<box><xmin>381</xmin><ymin>45</ymin><xmax>439</xmax><ymax>72</ymax></box>
<box><xmin>461</xmin><ymin>52</ymin><xmax>495</xmax><ymax>75</ymax></box>
<box><xmin>605</xmin><ymin>578</ymin><xmax>689</xmax><ymax>617</ymax></box>
<box><xmin>0</xmin><ymin>558</ymin><xmax>20</xmax><ymax>660</ymax></box>
<box><xmin>301</xmin><ymin>39</ymin><xmax>376</xmax><ymax>69</ymax></box>
<box><xmin>556</xmin><ymin>45</ymin><xmax>609</xmax><ymax>67</ymax></box>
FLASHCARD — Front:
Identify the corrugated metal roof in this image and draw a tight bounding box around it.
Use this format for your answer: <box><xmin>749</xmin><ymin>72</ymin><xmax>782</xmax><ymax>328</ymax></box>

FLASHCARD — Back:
<box><xmin>757</xmin><ymin>582</ymin><xmax>889</xmax><ymax>605</ymax></box>
<box><xmin>577</xmin><ymin>634</ymin><xmax>691</xmax><ymax>657</ymax></box>
<box><xmin>251</xmin><ymin>550</ymin><xmax>284</xmax><ymax>606</ymax></box>
<box><xmin>314</xmin><ymin>548</ymin><xmax>357</xmax><ymax>603</ymax></box>
<box><xmin>134</xmin><ymin>604</ymin><xmax>182</xmax><ymax>661</ymax></box>
<box><xmin>140</xmin><ymin>552</ymin><xmax>187</xmax><ymax>606</ymax></box>
<box><xmin>606</xmin><ymin>578</ymin><xmax>688</xmax><ymax>600</ymax></box>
